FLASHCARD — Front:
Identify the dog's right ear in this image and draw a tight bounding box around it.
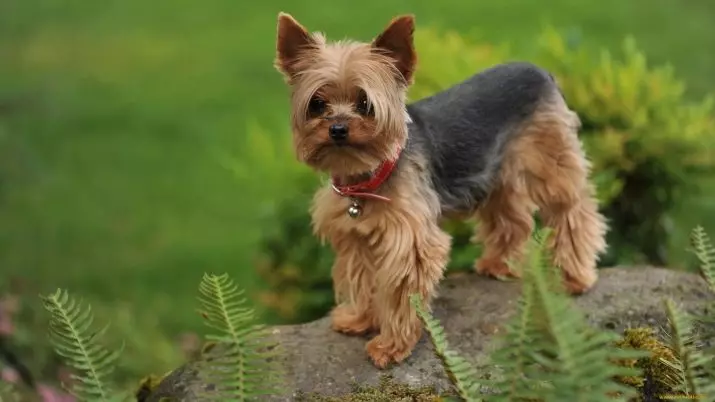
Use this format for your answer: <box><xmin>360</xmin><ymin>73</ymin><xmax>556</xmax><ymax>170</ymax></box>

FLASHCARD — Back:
<box><xmin>275</xmin><ymin>12</ymin><xmax>315</xmax><ymax>78</ymax></box>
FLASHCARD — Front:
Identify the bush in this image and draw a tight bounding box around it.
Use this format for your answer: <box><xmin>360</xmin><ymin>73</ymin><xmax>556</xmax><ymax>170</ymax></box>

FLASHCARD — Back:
<box><xmin>249</xmin><ymin>26</ymin><xmax>715</xmax><ymax>324</ymax></box>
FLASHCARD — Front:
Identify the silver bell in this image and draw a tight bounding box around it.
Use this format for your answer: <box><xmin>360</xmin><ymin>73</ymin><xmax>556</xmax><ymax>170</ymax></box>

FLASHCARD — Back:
<box><xmin>347</xmin><ymin>200</ymin><xmax>362</xmax><ymax>218</ymax></box>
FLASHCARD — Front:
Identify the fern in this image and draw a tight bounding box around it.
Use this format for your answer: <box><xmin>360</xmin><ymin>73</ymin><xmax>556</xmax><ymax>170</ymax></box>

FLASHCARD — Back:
<box><xmin>196</xmin><ymin>273</ymin><xmax>284</xmax><ymax>401</ymax></box>
<box><xmin>689</xmin><ymin>226</ymin><xmax>715</xmax><ymax>333</ymax></box>
<box><xmin>690</xmin><ymin>226</ymin><xmax>715</xmax><ymax>293</ymax></box>
<box><xmin>663</xmin><ymin>298</ymin><xmax>715</xmax><ymax>400</ymax></box>
<box><xmin>688</xmin><ymin>225</ymin><xmax>715</xmax><ymax>384</ymax></box>
<box><xmin>41</xmin><ymin>289</ymin><xmax>126</xmax><ymax>402</ymax></box>
<box><xmin>410</xmin><ymin>293</ymin><xmax>482</xmax><ymax>402</ymax></box>
<box><xmin>486</xmin><ymin>228</ymin><xmax>645</xmax><ymax>402</ymax></box>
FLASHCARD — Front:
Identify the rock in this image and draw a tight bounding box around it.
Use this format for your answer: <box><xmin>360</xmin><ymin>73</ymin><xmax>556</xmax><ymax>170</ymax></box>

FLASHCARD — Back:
<box><xmin>144</xmin><ymin>267</ymin><xmax>714</xmax><ymax>401</ymax></box>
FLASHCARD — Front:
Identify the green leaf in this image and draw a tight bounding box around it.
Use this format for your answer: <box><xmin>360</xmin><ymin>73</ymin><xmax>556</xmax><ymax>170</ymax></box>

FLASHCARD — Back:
<box><xmin>410</xmin><ymin>293</ymin><xmax>483</xmax><ymax>402</ymax></box>
<box><xmin>196</xmin><ymin>273</ymin><xmax>285</xmax><ymax>401</ymax></box>
<box><xmin>41</xmin><ymin>289</ymin><xmax>123</xmax><ymax>402</ymax></box>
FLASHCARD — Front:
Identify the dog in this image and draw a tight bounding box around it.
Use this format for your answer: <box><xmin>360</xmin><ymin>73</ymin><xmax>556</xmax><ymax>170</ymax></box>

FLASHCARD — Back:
<box><xmin>273</xmin><ymin>12</ymin><xmax>608</xmax><ymax>368</ymax></box>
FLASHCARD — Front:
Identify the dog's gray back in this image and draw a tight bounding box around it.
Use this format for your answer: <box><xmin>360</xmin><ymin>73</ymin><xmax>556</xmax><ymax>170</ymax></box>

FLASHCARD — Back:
<box><xmin>405</xmin><ymin>61</ymin><xmax>560</xmax><ymax>215</ymax></box>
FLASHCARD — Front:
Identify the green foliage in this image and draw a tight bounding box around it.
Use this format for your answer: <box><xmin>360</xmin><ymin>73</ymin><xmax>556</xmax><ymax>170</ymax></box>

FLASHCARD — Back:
<box><xmin>484</xmin><ymin>229</ymin><xmax>643</xmax><ymax>401</ymax></box>
<box><xmin>195</xmin><ymin>273</ymin><xmax>284</xmax><ymax>400</ymax></box>
<box><xmin>663</xmin><ymin>299</ymin><xmax>715</xmax><ymax>400</ymax></box>
<box><xmin>410</xmin><ymin>294</ymin><xmax>482</xmax><ymax>402</ymax></box>
<box><xmin>40</xmin><ymin>289</ymin><xmax>127</xmax><ymax>402</ymax></box>
<box><xmin>254</xmin><ymin>26</ymin><xmax>715</xmax><ymax>324</ymax></box>
<box><xmin>41</xmin><ymin>274</ymin><xmax>283</xmax><ymax>402</ymax></box>
<box><xmin>35</xmin><ymin>227</ymin><xmax>715</xmax><ymax>402</ymax></box>
<box><xmin>411</xmin><ymin>229</ymin><xmax>645</xmax><ymax>401</ymax></box>
<box><xmin>689</xmin><ymin>226</ymin><xmax>715</xmax><ymax>353</ymax></box>
<box><xmin>690</xmin><ymin>226</ymin><xmax>715</xmax><ymax>293</ymax></box>
<box><xmin>686</xmin><ymin>225</ymin><xmax>715</xmax><ymax>393</ymax></box>
<box><xmin>410</xmin><ymin>225</ymin><xmax>715</xmax><ymax>402</ymax></box>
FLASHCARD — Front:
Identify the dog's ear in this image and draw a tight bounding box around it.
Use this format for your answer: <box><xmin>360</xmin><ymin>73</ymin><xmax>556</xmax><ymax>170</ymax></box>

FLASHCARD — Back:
<box><xmin>275</xmin><ymin>12</ymin><xmax>315</xmax><ymax>78</ymax></box>
<box><xmin>372</xmin><ymin>15</ymin><xmax>417</xmax><ymax>84</ymax></box>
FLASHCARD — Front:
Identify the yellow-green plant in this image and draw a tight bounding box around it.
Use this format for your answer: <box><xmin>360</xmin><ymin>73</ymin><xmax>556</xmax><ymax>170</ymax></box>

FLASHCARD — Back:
<box><xmin>195</xmin><ymin>273</ymin><xmax>284</xmax><ymax>401</ymax></box>
<box><xmin>663</xmin><ymin>299</ymin><xmax>715</xmax><ymax>400</ymax></box>
<box><xmin>413</xmin><ymin>229</ymin><xmax>645</xmax><ymax>402</ymax></box>
<box><xmin>685</xmin><ymin>225</ymin><xmax>715</xmax><ymax>395</ymax></box>
<box><xmin>41</xmin><ymin>274</ymin><xmax>283</xmax><ymax>402</ymax></box>
<box><xmin>412</xmin><ymin>226</ymin><xmax>715</xmax><ymax>402</ymax></box>
<box><xmin>689</xmin><ymin>226</ymin><xmax>715</xmax><ymax>350</ymax></box>
<box><xmin>410</xmin><ymin>294</ymin><xmax>482</xmax><ymax>401</ymax></box>
<box><xmin>41</xmin><ymin>289</ymin><xmax>127</xmax><ymax>402</ymax></box>
<box><xmin>690</xmin><ymin>226</ymin><xmax>715</xmax><ymax>293</ymax></box>
<box><xmin>35</xmin><ymin>227</ymin><xmax>715</xmax><ymax>401</ymax></box>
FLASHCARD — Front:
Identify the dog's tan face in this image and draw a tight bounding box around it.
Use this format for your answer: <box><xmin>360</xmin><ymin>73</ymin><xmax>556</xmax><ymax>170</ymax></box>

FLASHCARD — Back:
<box><xmin>274</xmin><ymin>13</ymin><xmax>417</xmax><ymax>177</ymax></box>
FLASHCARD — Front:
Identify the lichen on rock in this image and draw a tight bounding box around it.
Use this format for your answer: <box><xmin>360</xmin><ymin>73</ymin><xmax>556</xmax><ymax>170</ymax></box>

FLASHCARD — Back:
<box><xmin>612</xmin><ymin>327</ymin><xmax>682</xmax><ymax>400</ymax></box>
<box><xmin>295</xmin><ymin>374</ymin><xmax>448</xmax><ymax>401</ymax></box>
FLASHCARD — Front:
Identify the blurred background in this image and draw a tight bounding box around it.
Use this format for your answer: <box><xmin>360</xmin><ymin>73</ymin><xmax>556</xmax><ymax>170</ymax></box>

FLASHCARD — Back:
<box><xmin>1</xmin><ymin>0</ymin><xmax>714</xmax><ymax>399</ymax></box>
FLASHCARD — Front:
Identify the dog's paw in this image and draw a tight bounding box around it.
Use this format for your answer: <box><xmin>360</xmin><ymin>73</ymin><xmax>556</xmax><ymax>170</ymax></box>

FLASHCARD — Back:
<box><xmin>365</xmin><ymin>334</ymin><xmax>417</xmax><ymax>369</ymax></box>
<box><xmin>563</xmin><ymin>271</ymin><xmax>597</xmax><ymax>295</ymax></box>
<box><xmin>330</xmin><ymin>305</ymin><xmax>373</xmax><ymax>336</ymax></box>
<box><xmin>475</xmin><ymin>258</ymin><xmax>521</xmax><ymax>280</ymax></box>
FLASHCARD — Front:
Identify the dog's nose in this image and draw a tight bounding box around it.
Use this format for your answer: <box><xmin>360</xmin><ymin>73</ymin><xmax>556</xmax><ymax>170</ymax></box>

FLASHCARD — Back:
<box><xmin>329</xmin><ymin>123</ymin><xmax>349</xmax><ymax>141</ymax></box>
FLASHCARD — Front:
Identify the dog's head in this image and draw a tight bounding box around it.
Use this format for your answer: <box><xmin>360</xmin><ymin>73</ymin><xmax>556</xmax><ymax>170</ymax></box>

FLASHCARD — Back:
<box><xmin>274</xmin><ymin>13</ymin><xmax>416</xmax><ymax>177</ymax></box>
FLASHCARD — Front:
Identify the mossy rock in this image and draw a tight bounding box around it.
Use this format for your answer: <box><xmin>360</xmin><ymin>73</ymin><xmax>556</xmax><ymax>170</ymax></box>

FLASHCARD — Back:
<box><xmin>145</xmin><ymin>267</ymin><xmax>714</xmax><ymax>401</ymax></box>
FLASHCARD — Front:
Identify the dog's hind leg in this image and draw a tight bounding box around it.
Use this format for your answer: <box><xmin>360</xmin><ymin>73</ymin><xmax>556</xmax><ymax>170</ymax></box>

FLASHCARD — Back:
<box><xmin>473</xmin><ymin>174</ymin><xmax>537</xmax><ymax>279</ymax></box>
<box><xmin>516</xmin><ymin>93</ymin><xmax>608</xmax><ymax>294</ymax></box>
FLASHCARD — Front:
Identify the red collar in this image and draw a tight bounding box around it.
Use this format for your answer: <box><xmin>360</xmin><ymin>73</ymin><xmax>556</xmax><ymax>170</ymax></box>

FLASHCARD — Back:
<box><xmin>331</xmin><ymin>147</ymin><xmax>401</xmax><ymax>202</ymax></box>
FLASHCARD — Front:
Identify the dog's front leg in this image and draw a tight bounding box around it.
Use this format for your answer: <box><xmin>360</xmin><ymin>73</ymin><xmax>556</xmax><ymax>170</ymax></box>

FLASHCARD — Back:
<box><xmin>366</xmin><ymin>216</ymin><xmax>451</xmax><ymax>368</ymax></box>
<box><xmin>328</xmin><ymin>234</ymin><xmax>378</xmax><ymax>336</ymax></box>
<box><xmin>311</xmin><ymin>186</ymin><xmax>379</xmax><ymax>336</ymax></box>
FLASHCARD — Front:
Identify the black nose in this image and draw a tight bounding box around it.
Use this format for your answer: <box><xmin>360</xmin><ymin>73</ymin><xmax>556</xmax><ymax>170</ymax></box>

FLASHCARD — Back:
<box><xmin>329</xmin><ymin>123</ymin><xmax>349</xmax><ymax>141</ymax></box>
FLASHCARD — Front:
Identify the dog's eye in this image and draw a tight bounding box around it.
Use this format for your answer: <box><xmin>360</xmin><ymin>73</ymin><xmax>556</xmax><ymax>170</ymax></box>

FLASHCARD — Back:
<box><xmin>307</xmin><ymin>97</ymin><xmax>326</xmax><ymax>118</ymax></box>
<box><xmin>355</xmin><ymin>92</ymin><xmax>374</xmax><ymax>116</ymax></box>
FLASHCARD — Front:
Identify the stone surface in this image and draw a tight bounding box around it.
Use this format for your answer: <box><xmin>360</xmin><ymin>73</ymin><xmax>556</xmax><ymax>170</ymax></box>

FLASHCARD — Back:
<box><xmin>145</xmin><ymin>267</ymin><xmax>714</xmax><ymax>401</ymax></box>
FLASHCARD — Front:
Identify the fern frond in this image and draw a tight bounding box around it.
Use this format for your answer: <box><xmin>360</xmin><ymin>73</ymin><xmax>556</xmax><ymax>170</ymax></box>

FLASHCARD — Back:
<box><xmin>487</xmin><ymin>228</ymin><xmax>645</xmax><ymax>402</ymax></box>
<box><xmin>41</xmin><ymin>289</ymin><xmax>125</xmax><ymax>402</ymax></box>
<box><xmin>689</xmin><ymin>225</ymin><xmax>715</xmax><ymax>293</ymax></box>
<box><xmin>196</xmin><ymin>273</ymin><xmax>284</xmax><ymax>401</ymax></box>
<box><xmin>663</xmin><ymin>298</ymin><xmax>715</xmax><ymax>400</ymax></box>
<box><xmin>410</xmin><ymin>293</ymin><xmax>482</xmax><ymax>402</ymax></box>
<box><xmin>687</xmin><ymin>225</ymin><xmax>715</xmax><ymax>379</ymax></box>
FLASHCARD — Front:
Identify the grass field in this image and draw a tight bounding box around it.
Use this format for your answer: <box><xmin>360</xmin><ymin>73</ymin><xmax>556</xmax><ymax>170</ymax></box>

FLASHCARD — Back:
<box><xmin>1</xmin><ymin>0</ymin><xmax>714</xmax><ymax>387</ymax></box>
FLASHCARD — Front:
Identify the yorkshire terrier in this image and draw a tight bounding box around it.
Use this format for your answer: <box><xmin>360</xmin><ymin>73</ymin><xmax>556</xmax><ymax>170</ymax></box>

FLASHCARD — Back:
<box><xmin>273</xmin><ymin>13</ymin><xmax>607</xmax><ymax>368</ymax></box>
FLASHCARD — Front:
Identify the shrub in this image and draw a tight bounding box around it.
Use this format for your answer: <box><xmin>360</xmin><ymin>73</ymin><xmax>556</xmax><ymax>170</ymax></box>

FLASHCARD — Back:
<box><xmin>250</xmin><ymin>26</ymin><xmax>715</xmax><ymax>323</ymax></box>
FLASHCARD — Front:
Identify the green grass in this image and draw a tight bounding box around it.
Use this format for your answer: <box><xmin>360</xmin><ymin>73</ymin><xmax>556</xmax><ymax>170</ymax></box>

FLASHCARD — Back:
<box><xmin>0</xmin><ymin>0</ymin><xmax>714</xmax><ymax>387</ymax></box>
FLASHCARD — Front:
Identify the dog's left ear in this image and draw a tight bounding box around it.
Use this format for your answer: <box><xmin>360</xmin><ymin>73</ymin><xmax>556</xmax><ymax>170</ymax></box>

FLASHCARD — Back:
<box><xmin>372</xmin><ymin>15</ymin><xmax>417</xmax><ymax>84</ymax></box>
